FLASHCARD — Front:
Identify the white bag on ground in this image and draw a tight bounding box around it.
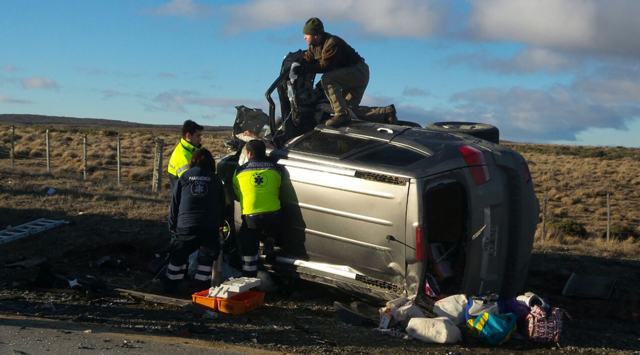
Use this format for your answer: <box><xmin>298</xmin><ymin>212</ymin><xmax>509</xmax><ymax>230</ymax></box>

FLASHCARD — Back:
<box><xmin>433</xmin><ymin>294</ymin><xmax>468</xmax><ymax>325</ymax></box>
<box><xmin>384</xmin><ymin>297</ymin><xmax>425</xmax><ymax>328</ymax></box>
<box><xmin>406</xmin><ymin>317</ymin><xmax>462</xmax><ymax>344</ymax></box>
<box><xmin>394</xmin><ymin>301</ymin><xmax>425</xmax><ymax>328</ymax></box>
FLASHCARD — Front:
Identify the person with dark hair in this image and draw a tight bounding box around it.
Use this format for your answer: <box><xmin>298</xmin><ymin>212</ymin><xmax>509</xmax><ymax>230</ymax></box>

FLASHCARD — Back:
<box><xmin>294</xmin><ymin>17</ymin><xmax>397</xmax><ymax>128</ymax></box>
<box><xmin>232</xmin><ymin>140</ymin><xmax>281</xmax><ymax>277</ymax></box>
<box><xmin>168</xmin><ymin>120</ymin><xmax>204</xmax><ymax>190</ymax></box>
<box><xmin>165</xmin><ymin>148</ymin><xmax>225</xmax><ymax>293</ymax></box>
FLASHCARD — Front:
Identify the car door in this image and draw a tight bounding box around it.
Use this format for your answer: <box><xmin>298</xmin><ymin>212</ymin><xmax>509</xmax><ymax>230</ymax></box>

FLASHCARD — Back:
<box><xmin>274</xmin><ymin>131</ymin><xmax>409</xmax><ymax>284</ymax></box>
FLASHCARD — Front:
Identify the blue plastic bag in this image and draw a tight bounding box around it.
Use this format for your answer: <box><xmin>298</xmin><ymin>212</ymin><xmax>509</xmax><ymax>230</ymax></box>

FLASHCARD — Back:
<box><xmin>467</xmin><ymin>312</ymin><xmax>517</xmax><ymax>346</ymax></box>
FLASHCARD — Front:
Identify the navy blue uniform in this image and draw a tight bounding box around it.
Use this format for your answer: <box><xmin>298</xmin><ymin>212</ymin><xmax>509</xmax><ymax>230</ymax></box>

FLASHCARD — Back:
<box><xmin>166</xmin><ymin>167</ymin><xmax>225</xmax><ymax>288</ymax></box>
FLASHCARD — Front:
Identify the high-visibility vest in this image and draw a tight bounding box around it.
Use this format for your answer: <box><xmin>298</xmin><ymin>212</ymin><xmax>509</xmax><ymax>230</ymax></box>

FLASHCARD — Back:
<box><xmin>168</xmin><ymin>138</ymin><xmax>201</xmax><ymax>178</ymax></box>
<box><xmin>233</xmin><ymin>158</ymin><xmax>281</xmax><ymax>215</ymax></box>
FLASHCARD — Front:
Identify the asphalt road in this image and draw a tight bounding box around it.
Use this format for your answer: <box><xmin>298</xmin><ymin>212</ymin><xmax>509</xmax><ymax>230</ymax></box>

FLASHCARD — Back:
<box><xmin>0</xmin><ymin>315</ymin><xmax>276</xmax><ymax>355</ymax></box>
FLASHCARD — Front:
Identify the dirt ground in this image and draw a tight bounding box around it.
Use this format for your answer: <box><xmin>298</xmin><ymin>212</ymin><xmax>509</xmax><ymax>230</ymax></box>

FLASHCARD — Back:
<box><xmin>1</xmin><ymin>169</ymin><xmax>639</xmax><ymax>354</ymax></box>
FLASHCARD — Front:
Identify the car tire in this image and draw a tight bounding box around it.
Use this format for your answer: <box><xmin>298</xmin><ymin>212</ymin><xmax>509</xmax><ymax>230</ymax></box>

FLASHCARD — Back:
<box><xmin>425</xmin><ymin>122</ymin><xmax>500</xmax><ymax>144</ymax></box>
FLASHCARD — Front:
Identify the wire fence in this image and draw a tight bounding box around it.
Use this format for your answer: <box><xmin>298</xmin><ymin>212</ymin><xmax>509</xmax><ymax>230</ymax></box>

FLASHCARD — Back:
<box><xmin>0</xmin><ymin>125</ymin><xmax>229</xmax><ymax>192</ymax></box>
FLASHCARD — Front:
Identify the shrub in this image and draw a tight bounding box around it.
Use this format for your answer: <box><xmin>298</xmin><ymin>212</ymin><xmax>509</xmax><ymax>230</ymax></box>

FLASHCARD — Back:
<box><xmin>603</xmin><ymin>224</ymin><xmax>639</xmax><ymax>240</ymax></box>
<box><xmin>128</xmin><ymin>168</ymin><xmax>152</xmax><ymax>182</ymax></box>
<box><xmin>63</xmin><ymin>151</ymin><xmax>79</xmax><ymax>159</ymax></box>
<box><xmin>102</xmin><ymin>130</ymin><xmax>119</xmax><ymax>137</ymax></box>
<box><xmin>552</xmin><ymin>219</ymin><xmax>587</xmax><ymax>238</ymax></box>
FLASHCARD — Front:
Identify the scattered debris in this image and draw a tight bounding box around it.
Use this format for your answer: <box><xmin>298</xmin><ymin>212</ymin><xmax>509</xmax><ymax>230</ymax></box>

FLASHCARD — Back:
<box><xmin>115</xmin><ymin>288</ymin><xmax>191</xmax><ymax>307</ymax></box>
<box><xmin>46</xmin><ymin>187</ymin><xmax>56</xmax><ymax>195</ymax></box>
<box><xmin>120</xmin><ymin>340</ymin><xmax>139</xmax><ymax>349</ymax></box>
<box><xmin>562</xmin><ymin>272</ymin><xmax>616</xmax><ymax>299</ymax></box>
<box><xmin>94</xmin><ymin>256</ymin><xmax>128</xmax><ymax>270</ymax></box>
<box><xmin>147</xmin><ymin>254</ymin><xmax>170</xmax><ymax>275</ymax></box>
<box><xmin>375</xmin><ymin>328</ymin><xmax>411</xmax><ymax>340</ymax></box>
<box><xmin>203</xmin><ymin>310</ymin><xmax>218</xmax><ymax>320</ymax></box>
<box><xmin>0</xmin><ymin>218</ymin><xmax>70</xmax><ymax>245</ymax></box>
<box><xmin>180</xmin><ymin>323</ymin><xmax>210</xmax><ymax>335</ymax></box>
<box><xmin>35</xmin><ymin>265</ymin><xmax>110</xmax><ymax>292</ymax></box>
<box><xmin>5</xmin><ymin>257</ymin><xmax>47</xmax><ymax>268</ymax></box>
<box><xmin>335</xmin><ymin>302</ymin><xmax>367</xmax><ymax>326</ymax></box>
<box><xmin>118</xmin><ymin>227</ymin><xmax>140</xmax><ymax>233</ymax></box>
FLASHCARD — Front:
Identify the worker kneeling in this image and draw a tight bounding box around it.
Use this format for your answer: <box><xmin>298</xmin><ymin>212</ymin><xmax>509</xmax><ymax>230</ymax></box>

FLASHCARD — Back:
<box><xmin>233</xmin><ymin>140</ymin><xmax>281</xmax><ymax>277</ymax></box>
<box><xmin>166</xmin><ymin>148</ymin><xmax>225</xmax><ymax>293</ymax></box>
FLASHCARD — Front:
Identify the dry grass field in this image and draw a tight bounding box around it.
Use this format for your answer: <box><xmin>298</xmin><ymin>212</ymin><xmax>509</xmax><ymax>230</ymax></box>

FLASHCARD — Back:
<box><xmin>503</xmin><ymin>142</ymin><xmax>640</xmax><ymax>259</ymax></box>
<box><xmin>1</xmin><ymin>123</ymin><xmax>640</xmax><ymax>353</ymax></box>
<box><xmin>0</xmin><ymin>125</ymin><xmax>229</xmax><ymax>188</ymax></box>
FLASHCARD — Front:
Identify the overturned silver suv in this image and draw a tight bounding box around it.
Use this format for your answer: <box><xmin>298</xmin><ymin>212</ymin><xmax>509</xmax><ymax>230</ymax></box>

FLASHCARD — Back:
<box><xmin>218</xmin><ymin>51</ymin><xmax>539</xmax><ymax>305</ymax></box>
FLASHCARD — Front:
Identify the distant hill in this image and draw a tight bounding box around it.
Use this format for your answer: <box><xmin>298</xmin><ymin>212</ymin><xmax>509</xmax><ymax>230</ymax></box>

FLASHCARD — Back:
<box><xmin>0</xmin><ymin>114</ymin><xmax>231</xmax><ymax>131</ymax></box>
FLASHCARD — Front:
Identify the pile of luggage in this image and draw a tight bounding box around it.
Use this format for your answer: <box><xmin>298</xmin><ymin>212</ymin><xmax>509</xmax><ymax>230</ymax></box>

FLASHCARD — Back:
<box><xmin>376</xmin><ymin>292</ymin><xmax>572</xmax><ymax>346</ymax></box>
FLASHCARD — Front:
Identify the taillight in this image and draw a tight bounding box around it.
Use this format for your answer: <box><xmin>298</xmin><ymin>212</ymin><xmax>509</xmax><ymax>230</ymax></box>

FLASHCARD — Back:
<box><xmin>523</xmin><ymin>162</ymin><xmax>531</xmax><ymax>183</ymax></box>
<box><xmin>458</xmin><ymin>145</ymin><xmax>490</xmax><ymax>185</ymax></box>
<box><xmin>416</xmin><ymin>225</ymin><xmax>424</xmax><ymax>261</ymax></box>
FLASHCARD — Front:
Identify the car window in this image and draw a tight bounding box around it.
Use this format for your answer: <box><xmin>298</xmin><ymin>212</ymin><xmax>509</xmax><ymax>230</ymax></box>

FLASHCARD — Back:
<box><xmin>290</xmin><ymin>131</ymin><xmax>379</xmax><ymax>157</ymax></box>
<box><xmin>353</xmin><ymin>144</ymin><xmax>428</xmax><ymax>167</ymax></box>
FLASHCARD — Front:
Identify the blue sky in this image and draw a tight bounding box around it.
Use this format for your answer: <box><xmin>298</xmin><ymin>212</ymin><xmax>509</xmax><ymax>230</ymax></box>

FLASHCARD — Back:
<box><xmin>2</xmin><ymin>0</ymin><xmax>640</xmax><ymax>147</ymax></box>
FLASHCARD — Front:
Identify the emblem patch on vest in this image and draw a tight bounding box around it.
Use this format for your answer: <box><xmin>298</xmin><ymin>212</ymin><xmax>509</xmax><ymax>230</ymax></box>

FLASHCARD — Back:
<box><xmin>191</xmin><ymin>180</ymin><xmax>208</xmax><ymax>197</ymax></box>
<box><xmin>250</xmin><ymin>172</ymin><xmax>268</xmax><ymax>188</ymax></box>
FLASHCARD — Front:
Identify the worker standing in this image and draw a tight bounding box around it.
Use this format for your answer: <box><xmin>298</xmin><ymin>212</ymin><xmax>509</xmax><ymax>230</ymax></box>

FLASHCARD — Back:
<box><xmin>294</xmin><ymin>17</ymin><xmax>397</xmax><ymax>128</ymax></box>
<box><xmin>168</xmin><ymin>120</ymin><xmax>204</xmax><ymax>190</ymax></box>
<box><xmin>165</xmin><ymin>149</ymin><xmax>225</xmax><ymax>293</ymax></box>
<box><xmin>232</xmin><ymin>140</ymin><xmax>281</xmax><ymax>277</ymax></box>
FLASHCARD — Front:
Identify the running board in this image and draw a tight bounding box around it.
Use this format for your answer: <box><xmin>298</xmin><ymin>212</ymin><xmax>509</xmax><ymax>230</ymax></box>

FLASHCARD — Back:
<box><xmin>263</xmin><ymin>256</ymin><xmax>404</xmax><ymax>300</ymax></box>
<box><xmin>0</xmin><ymin>218</ymin><xmax>70</xmax><ymax>245</ymax></box>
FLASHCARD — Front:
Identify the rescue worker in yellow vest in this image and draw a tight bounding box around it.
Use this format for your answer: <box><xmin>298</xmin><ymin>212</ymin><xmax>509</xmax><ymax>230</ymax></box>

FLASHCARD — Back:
<box><xmin>232</xmin><ymin>140</ymin><xmax>281</xmax><ymax>277</ymax></box>
<box><xmin>168</xmin><ymin>120</ymin><xmax>204</xmax><ymax>190</ymax></box>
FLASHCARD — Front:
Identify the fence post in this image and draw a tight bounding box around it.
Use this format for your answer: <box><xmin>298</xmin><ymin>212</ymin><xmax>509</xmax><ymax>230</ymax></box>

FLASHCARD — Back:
<box><xmin>83</xmin><ymin>134</ymin><xmax>88</xmax><ymax>180</ymax></box>
<box><xmin>11</xmin><ymin>126</ymin><xmax>15</xmax><ymax>167</ymax></box>
<box><xmin>606</xmin><ymin>192</ymin><xmax>610</xmax><ymax>242</ymax></box>
<box><xmin>46</xmin><ymin>129</ymin><xmax>51</xmax><ymax>173</ymax></box>
<box><xmin>117</xmin><ymin>138</ymin><xmax>122</xmax><ymax>186</ymax></box>
<box><xmin>542</xmin><ymin>189</ymin><xmax>547</xmax><ymax>243</ymax></box>
<box><xmin>152</xmin><ymin>138</ymin><xmax>164</xmax><ymax>193</ymax></box>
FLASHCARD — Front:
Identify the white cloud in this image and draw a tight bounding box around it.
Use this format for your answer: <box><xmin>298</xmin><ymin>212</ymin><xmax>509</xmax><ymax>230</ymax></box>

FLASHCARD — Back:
<box><xmin>22</xmin><ymin>77</ymin><xmax>60</xmax><ymax>90</ymax></box>
<box><xmin>143</xmin><ymin>0</ymin><xmax>212</xmax><ymax>18</ymax></box>
<box><xmin>149</xmin><ymin>90</ymin><xmax>264</xmax><ymax>113</ymax></box>
<box><xmin>2</xmin><ymin>64</ymin><xmax>21</xmax><ymax>73</ymax></box>
<box><xmin>224</xmin><ymin>0</ymin><xmax>441</xmax><ymax>38</ymax></box>
<box><xmin>448</xmin><ymin>48</ymin><xmax>581</xmax><ymax>75</ymax></box>
<box><xmin>100</xmin><ymin>90</ymin><xmax>128</xmax><ymax>100</ymax></box>
<box><xmin>359</xmin><ymin>93</ymin><xmax>395</xmax><ymax>107</ymax></box>
<box><xmin>403</xmin><ymin>87</ymin><xmax>429</xmax><ymax>97</ymax></box>
<box><xmin>0</xmin><ymin>94</ymin><xmax>30</xmax><ymax>104</ymax></box>
<box><xmin>467</xmin><ymin>0</ymin><xmax>640</xmax><ymax>59</ymax></box>
<box><xmin>572</xmin><ymin>65</ymin><xmax>640</xmax><ymax>104</ymax></box>
<box><xmin>427</xmin><ymin>79</ymin><xmax>640</xmax><ymax>142</ymax></box>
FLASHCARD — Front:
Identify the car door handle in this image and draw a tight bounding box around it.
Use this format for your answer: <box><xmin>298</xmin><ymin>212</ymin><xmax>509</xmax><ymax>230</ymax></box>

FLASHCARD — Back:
<box><xmin>377</xmin><ymin>128</ymin><xmax>394</xmax><ymax>134</ymax></box>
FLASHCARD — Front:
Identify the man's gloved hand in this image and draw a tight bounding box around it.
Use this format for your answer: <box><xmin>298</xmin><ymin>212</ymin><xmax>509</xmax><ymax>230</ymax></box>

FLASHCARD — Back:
<box><xmin>292</xmin><ymin>64</ymin><xmax>306</xmax><ymax>76</ymax></box>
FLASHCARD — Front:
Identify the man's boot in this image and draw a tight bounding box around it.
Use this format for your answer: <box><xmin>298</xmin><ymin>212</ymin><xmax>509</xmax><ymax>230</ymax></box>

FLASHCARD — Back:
<box><xmin>326</xmin><ymin>114</ymin><xmax>351</xmax><ymax>128</ymax></box>
<box><xmin>385</xmin><ymin>105</ymin><xmax>398</xmax><ymax>124</ymax></box>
